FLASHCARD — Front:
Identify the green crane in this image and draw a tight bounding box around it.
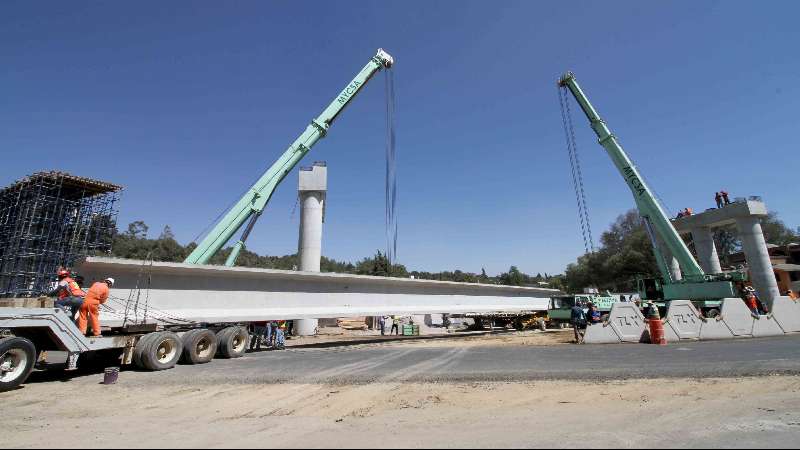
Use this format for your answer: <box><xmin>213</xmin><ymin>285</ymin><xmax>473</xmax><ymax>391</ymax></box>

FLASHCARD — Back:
<box><xmin>558</xmin><ymin>72</ymin><xmax>743</xmax><ymax>304</ymax></box>
<box><xmin>185</xmin><ymin>49</ymin><xmax>394</xmax><ymax>266</ymax></box>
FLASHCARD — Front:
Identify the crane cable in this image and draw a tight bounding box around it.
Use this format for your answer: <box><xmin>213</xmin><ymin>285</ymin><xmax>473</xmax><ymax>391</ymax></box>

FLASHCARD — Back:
<box><xmin>385</xmin><ymin>68</ymin><xmax>398</xmax><ymax>266</ymax></box>
<box><xmin>558</xmin><ymin>86</ymin><xmax>595</xmax><ymax>254</ymax></box>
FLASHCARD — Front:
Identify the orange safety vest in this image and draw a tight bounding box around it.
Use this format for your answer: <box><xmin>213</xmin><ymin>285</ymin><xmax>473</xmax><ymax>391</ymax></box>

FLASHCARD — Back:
<box><xmin>58</xmin><ymin>277</ymin><xmax>86</xmax><ymax>299</ymax></box>
<box><xmin>745</xmin><ymin>294</ymin><xmax>758</xmax><ymax>310</ymax></box>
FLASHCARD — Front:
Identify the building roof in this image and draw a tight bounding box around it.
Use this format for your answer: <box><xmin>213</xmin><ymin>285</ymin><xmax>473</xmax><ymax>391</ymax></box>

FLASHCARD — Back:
<box><xmin>0</xmin><ymin>171</ymin><xmax>122</xmax><ymax>200</ymax></box>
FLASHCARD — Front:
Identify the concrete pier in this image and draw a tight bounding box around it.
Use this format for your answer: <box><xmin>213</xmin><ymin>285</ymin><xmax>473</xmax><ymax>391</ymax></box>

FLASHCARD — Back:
<box><xmin>295</xmin><ymin>163</ymin><xmax>327</xmax><ymax>336</ymax></box>
<box><xmin>690</xmin><ymin>226</ymin><xmax>722</xmax><ymax>274</ymax></box>
<box><xmin>736</xmin><ymin>216</ymin><xmax>781</xmax><ymax>305</ymax></box>
<box><xmin>673</xmin><ymin>199</ymin><xmax>779</xmax><ymax>305</ymax></box>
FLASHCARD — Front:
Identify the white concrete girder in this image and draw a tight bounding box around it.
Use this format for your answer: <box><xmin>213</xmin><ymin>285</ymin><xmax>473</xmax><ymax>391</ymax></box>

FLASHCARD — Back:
<box><xmin>75</xmin><ymin>258</ymin><xmax>556</xmax><ymax>327</ymax></box>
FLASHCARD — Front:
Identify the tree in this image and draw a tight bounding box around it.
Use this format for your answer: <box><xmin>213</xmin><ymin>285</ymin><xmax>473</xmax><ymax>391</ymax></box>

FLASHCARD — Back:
<box><xmin>355</xmin><ymin>251</ymin><xmax>408</xmax><ymax>278</ymax></box>
<box><xmin>563</xmin><ymin>210</ymin><xmax>659</xmax><ymax>293</ymax></box>
<box><xmin>125</xmin><ymin>221</ymin><xmax>149</xmax><ymax>239</ymax></box>
<box><xmin>499</xmin><ymin>266</ymin><xmax>526</xmax><ymax>286</ymax></box>
<box><xmin>761</xmin><ymin>213</ymin><xmax>799</xmax><ymax>246</ymax></box>
<box><xmin>159</xmin><ymin>225</ymin><xmax>175</xmax><ymax>241</ymax></box>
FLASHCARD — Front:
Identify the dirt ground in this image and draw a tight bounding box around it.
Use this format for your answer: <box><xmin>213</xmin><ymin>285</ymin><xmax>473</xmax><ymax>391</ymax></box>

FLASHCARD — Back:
<box><xmin>287</xmin><ymin>328</ymin><xmax>575</xmax><ymax>349</ymax></box>
<box><xmin>3</xmin><ymin>375</ymin><xmax>799</xmax><ymax>448</ymax></box>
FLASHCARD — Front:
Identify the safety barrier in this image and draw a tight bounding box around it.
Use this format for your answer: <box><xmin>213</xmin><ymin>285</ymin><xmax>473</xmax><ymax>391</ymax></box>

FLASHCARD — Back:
<box><xmin>585</xmin><ymin>297</ymin><xmax>800</xmax><ymax>345</ymax></box>
<box><xmin>584</xmin><ymin>302</ymin><xmax>647</xmax><ymax>344</ymax></box>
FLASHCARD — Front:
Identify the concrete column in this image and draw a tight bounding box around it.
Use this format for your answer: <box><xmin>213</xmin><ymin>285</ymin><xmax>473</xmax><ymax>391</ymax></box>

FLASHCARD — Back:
<box><xmin>690</xmin><ymin>227</ymin><xmax>722</xmax><ymax>274</ymax></box>
<box><xmin>736</xmin><ymin>216</ymin><xmax>780</xmax><ymax>306</ymax></box>
<box><xmin>660</xmin><ymin>241</ymin><xmax>683</xmax><ymax>282</ymax></box>
<box><xmin>295</xmin><ymin>163</ymin><xmax>327</xmax><ymax>336</ymax></box>
<box><xmin>669</xmin><ymin>255</ymin><xmax>682</xmax><ymax>282</ymax></box>
<box><xmin>298</xmin><ymin>192</ymin><xmax>324</xmax><ymax>272</ymax></box>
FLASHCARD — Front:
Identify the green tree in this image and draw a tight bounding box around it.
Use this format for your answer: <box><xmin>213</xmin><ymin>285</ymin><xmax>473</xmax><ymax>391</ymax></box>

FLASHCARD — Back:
<box><xmin>761</xmin><ymin>212</ymin><xmax>799</xmax><ymax>246</ymax></box>
<box><xmin>563</xmin><ymin>210</ymin><xmax>659</xmax><ymax>293</ymax></box>
<box><xmin>125</xmin><ymin>221</ymin><xmax>149</xmax><ymax>239</ymax></box>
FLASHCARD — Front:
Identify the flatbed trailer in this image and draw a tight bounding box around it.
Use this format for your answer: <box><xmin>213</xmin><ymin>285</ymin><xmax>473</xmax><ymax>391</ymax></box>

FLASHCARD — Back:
<box><xmin>0</xmin><ymin>307</ymin><xmax>253</xmax><ymax>392</ymax></box>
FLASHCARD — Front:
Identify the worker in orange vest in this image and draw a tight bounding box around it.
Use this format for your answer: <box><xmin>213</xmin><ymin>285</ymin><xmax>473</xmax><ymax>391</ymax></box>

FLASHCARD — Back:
<box><xmin>78</xmin><ymin>278</ymin><xmax>114</xmax><ymax>337</ymax></box>
<box><xmin>721</xmin><ymin>190</ymin><xmax>731</xmax><ymax>205</ymax></box>
<box><xmin>743</xmin><ymin>286</ymin><xmax>760</xmax><ymax>316</ymax></box>
<box><xmin>50</xmin><ymin>269</ymin><xmax>86</xmax><ymax>321</ymax></box>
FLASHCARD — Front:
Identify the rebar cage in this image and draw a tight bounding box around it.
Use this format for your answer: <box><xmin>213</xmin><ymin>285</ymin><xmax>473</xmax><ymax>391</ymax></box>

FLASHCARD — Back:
<box><xmin>0</xmin><ymin>172</ymin><xmax>122</xmax><ymax>297</ymax></box>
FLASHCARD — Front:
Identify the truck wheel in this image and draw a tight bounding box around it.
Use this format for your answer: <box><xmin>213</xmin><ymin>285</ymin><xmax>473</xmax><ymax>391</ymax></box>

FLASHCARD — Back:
<box><xmin>707</xmin><ymin>309</ymin><xmax>720</xmax><ymax>319</ymax></box>
<box><xmin>138</xmin><ymin>332</ymin><xmax>182</xmax><ymax>371</ymax></box>
<box><xmin>181</xmin><ymin>329</ymin><xmax>218</xmax><ymax>365</ymax></box>
<box><xmin>0</xmin><ymin>337</ymin><xmax>36</xmax><ymax>392</ymax></box>
<box><xmin>132</xmin><ymin>333</ymin><xmax>161</xmax><ymax>369</ymax></box>
<box><xmin>216</xmin><ymin>327</ymin><xmax>249</xmax><ymax>359</ymax></box>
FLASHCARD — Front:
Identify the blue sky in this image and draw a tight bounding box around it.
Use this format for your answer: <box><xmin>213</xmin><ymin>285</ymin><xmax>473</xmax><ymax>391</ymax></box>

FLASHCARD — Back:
<box><xmin>2</xmin><ymin>1</ymin><xmax>798</xmax><ymax>276</ymax></box>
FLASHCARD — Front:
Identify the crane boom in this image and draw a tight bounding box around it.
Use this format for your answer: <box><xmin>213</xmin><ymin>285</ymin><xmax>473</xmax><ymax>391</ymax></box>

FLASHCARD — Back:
<box><xmin>558</xmin><ymin>72</ymin><xmax>704</xmax><ymax>280</ymax></box>
<box><xmin>185</xmin><ymin>49</ymin><xmax>394</xmax><ymax>266</ymax></box>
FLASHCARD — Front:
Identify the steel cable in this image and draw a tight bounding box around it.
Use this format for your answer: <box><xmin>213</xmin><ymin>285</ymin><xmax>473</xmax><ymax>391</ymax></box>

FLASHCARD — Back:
<box><xmin>385</xmin><ymin>69</ymin><xmax>399</xmax><ymax>266</ymax></box>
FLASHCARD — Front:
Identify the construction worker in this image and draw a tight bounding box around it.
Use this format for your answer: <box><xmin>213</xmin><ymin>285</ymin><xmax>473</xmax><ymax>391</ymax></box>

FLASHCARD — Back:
<box><xmin>391</xmin><ymin>316</ymin><xmax>401</xmax><ymax>336</ymax></box>
<box><xmin>50</xmin><ymin>269</ymin><xmax>86</xmax><ymax>321</ymax></box>
<box><xmin>721</xmin><ymin>190</ymin><xmax>731</xmax><ymax>205</ymax></box>
<box><xmin>274</xmin><ymin>320</ymin><xmax>287</xmax><ymax>350</ymax></box>
<box><xmin>570</xmin><ymin>302</ymin><xmax>586</xmax><ymax>344</ymax></box>
<box><xmin>249</xmin><ymin>321</ymin><xmax>268</xmax><ymax>351</ymax></box>
<box><xmin>78</xmin><ymin>278</ymin><xmax>114</xmax><ymax>337</ymax></box>
<box><xmin>715</xmin><ymin>192</ymin><xmax>723</xmax><ymax>209</ymax></box>
<box><xmin>377</xmin><ymin>316</ymin><xmax>386</xmax><ymax>335</ymax></box>
<box><xmin>588</xmin><ymin>304</ymin><xmax>602</xmax><ymax>325</ymax></box>
<box><xmin>743</xmin><ymin>286</ymin><xmax>760</xmax><ymax>316</ymax></box>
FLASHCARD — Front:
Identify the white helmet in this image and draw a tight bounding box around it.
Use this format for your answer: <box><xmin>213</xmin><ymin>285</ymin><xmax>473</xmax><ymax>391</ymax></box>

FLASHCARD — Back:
<box><xmin>104</xmin><ymin>277</ymin><xmax>115</xmax><ymax>286</ymax></box>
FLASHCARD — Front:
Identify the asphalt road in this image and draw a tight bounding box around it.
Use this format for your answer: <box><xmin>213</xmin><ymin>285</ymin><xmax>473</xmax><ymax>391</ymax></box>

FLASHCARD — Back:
<box><xmin>37</xmin><ymin>334</ymin><xmax>800</xmax><ymax>387</ymax></box>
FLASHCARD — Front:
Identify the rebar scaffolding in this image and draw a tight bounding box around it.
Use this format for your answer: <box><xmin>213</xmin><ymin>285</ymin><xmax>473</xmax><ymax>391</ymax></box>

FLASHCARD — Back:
<box><xmin>0</xmin><ymin>172</ymin><xmax>121</xmax><ymax>297</ymax></box>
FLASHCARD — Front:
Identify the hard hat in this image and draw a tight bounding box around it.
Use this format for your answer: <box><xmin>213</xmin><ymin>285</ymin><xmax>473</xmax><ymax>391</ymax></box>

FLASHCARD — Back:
<box><xmin>57</xmin><ymin>270</ymin><xmax>70</xmax><ymax>278</ymax></box>
<box><xmin>104</xmin><ymin>277</ymin><xmax>115</xmax><ymax>286</ymax></box>
<box><xmin>745</xmin><ymin>286</ymin><xmax>755</xmax><ymax>292</ymax></box>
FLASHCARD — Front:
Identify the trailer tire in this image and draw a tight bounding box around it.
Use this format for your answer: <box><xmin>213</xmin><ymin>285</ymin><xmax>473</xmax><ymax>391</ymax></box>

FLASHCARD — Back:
<box><xmin>138</xmin><ymin>332</ymin><xmax>182</xmax><ymax>371</ymax></box>
<box><xmin>132</xmin><ymin>333</ymin><xmax>161</xmax><ymax>369</ymax></box>
<box><xmin>181</xmin><ymin>329</ymin><xmax>218</xmax><ymax>365</ymax></box>
<box><xmin>216</xmin><ymin>327</ymin><xmax>249</xmax><ymax>359</ymax></box>
<box><xmin>0</xmin><ymin>337</ymin><xmax>36</xmax><ymax>392</ymax></box>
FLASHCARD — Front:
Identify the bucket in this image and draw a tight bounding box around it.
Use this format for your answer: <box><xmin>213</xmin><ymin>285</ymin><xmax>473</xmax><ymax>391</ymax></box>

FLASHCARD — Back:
<box><xmin>104</xmin><ymin>367</ymin><xmax>120</xmax><ymax>385</ymax></box>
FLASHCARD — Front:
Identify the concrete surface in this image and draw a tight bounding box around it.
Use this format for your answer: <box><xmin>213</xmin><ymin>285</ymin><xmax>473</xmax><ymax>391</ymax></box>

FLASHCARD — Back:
<box><xmin>42</xmin><ymin>334</ymin><xmax>800</xmax><ymax>385</ymax></box>
<box><xmin>6</xmin><ymin>335</ymin><xmax>800</xmax><ymax>449</ymax></box>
